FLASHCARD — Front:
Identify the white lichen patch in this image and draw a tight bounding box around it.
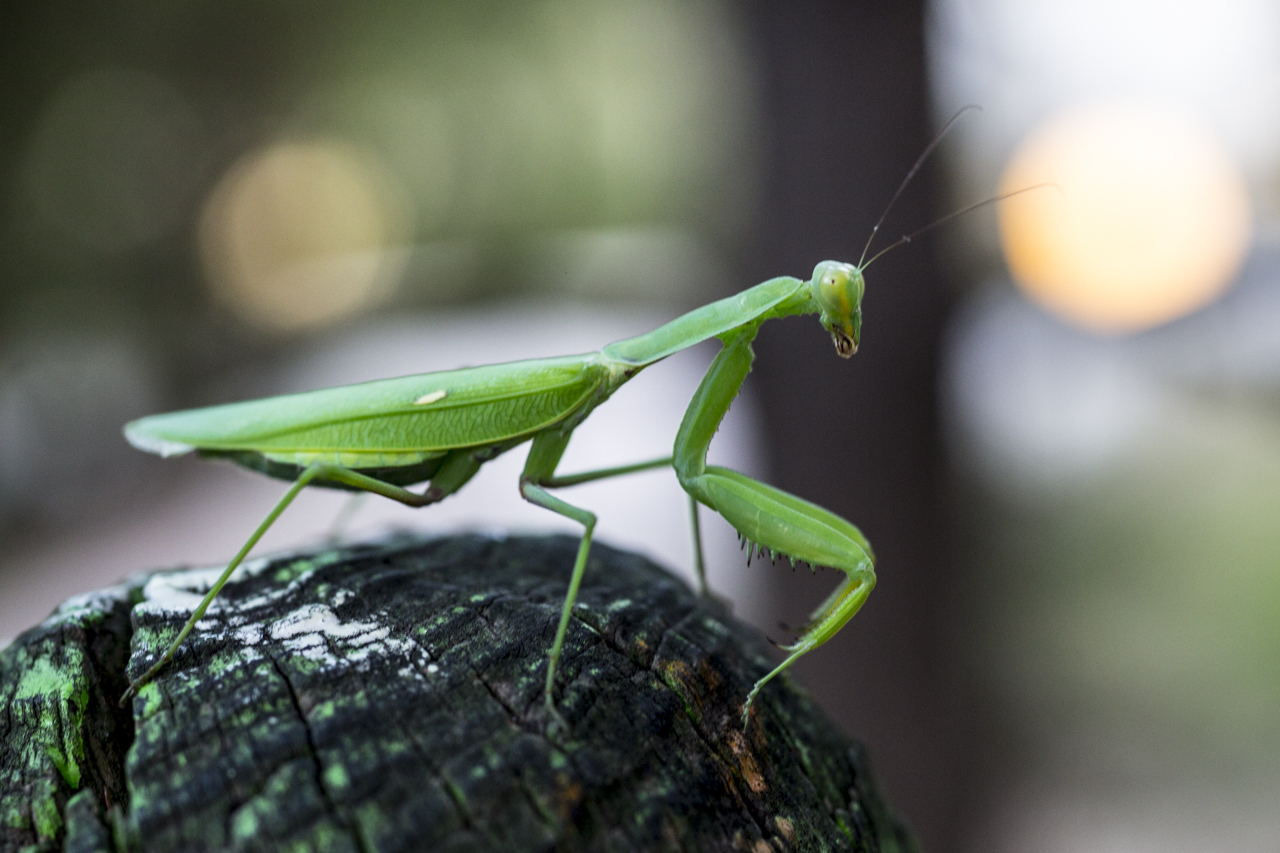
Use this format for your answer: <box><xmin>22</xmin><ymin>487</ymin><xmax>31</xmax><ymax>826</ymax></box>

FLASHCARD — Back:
<box><xmin>135</xmin><ymin>557</ymin><xmax>335</xmax><ymax>640</ymax></box>
<box><xmin>37</xmin><ymin>580</ymin><xmax>136</xmax><ymax>634</ymax></box>
<box><xmin>270</xmin><ymin>604</ymin><xmax>349</xmax><ymax>640</ymax></box>
<box><xmin>136</xmin><ymin>557</ymin><xmax>275</xmax><ymax>617</ymax></box>
<box><xmin>397</xmin><ymin>665</ymin><xmax>426</xmax><ymax>681</ymax></box>
<box><xmin>267</xmin><ymin>603</ymin><xmax>421</xmax><ymax>671</ymax></box>
<box><xmin>230</xmin><ymin>568</ymin><xmax>322</xmax><ymax>612</ymax></box>
<box><xmin>128</xmin><ymin>546</ymin><xmax>434</xmax><ymax>679</ymax></box>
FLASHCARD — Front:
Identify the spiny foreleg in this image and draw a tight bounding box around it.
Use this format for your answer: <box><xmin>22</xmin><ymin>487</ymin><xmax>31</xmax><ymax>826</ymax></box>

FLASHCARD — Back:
<box><xmin>672</xmin><ymin>328</ymin><xmax>875</xmax><ymax>727</ymax></box>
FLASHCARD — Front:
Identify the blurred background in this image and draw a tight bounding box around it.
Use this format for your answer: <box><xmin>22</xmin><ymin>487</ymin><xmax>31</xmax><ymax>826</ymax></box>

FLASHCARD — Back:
<box><xmin>2</xmin><ymin>2</ymin><xmax>1279</xmax><ymax>851</ymax></box>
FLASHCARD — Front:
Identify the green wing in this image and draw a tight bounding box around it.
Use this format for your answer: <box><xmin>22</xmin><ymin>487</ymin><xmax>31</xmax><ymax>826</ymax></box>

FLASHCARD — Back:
<box><xmin>125</xmin><ymin>354</ymin><xmax>608</xmax><ymax>467</ymax></box>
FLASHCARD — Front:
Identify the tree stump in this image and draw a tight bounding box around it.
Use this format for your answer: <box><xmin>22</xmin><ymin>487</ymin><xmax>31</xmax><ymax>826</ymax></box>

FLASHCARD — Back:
<box><xmin>1</xmin><ymin>534</ymin><xmax>914</xmax><ymax>853</ymax></box>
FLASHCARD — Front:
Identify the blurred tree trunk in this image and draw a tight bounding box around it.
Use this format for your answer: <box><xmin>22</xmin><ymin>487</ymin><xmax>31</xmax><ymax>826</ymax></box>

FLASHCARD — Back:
<box><xmin>743</xmin><ymin>3</ymin><xmax>960</xmax><ymax>851</ymax></box>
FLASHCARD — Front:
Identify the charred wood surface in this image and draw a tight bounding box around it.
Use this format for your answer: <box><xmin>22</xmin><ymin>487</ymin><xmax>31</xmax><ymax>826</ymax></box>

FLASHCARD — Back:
<box><xmin>1</xmin><ymin>534</ymin><xmax>912</xmax><ymax>853</ymax></box>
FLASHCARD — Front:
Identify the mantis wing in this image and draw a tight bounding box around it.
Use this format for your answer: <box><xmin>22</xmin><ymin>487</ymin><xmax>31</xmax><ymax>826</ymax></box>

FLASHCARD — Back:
<box><xmin>125</xmin><ymin>354</ymin><xmax>610</xmax><ymax>468</ymax></box>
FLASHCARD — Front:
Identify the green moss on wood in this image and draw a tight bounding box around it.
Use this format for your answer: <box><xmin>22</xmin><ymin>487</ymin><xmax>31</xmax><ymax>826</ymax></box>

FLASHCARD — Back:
<box><xmin>1</xmin><ymin>582</ymin><xmax>135</xmax><ymax>852</ymax></box>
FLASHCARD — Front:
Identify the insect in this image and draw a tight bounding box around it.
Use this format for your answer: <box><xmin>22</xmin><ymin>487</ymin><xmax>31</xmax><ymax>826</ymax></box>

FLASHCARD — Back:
<box><xmin>121</xmin><ymin>108</ymin><xmax>1015</xmax><ymax>727</ymax></box>
<box><xmin>122</xmin><ymin>258</ymin><xmax>875</xmax><ymax>727</ymax></box>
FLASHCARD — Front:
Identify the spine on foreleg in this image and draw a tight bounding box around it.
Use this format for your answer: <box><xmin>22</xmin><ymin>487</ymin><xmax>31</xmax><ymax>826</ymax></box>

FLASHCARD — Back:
<box><xmin>693</xmin><ymin>466</ymin><xmax>873</xmax><ymax>573</ymax></box>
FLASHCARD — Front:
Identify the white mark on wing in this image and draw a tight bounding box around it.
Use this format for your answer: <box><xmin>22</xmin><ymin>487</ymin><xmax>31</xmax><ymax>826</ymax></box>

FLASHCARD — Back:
<box><xmin>414</xmin><ymin>390</ymin><xmax>447</xmax><ymax>405</ymax></box>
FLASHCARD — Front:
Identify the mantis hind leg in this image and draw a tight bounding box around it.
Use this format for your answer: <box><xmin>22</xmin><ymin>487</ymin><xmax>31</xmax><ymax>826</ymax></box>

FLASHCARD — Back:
<box><xmin>119</xmin><ymin>454</ymin><xmax>479</xmax><ymax>706</ymax></box>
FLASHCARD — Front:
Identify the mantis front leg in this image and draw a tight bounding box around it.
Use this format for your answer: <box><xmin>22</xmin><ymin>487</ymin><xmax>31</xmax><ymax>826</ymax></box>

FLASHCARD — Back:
<box><xmin>673</xmin><ymin>326</ymin><xmax>876</xmax><ymax>727</ymax></box>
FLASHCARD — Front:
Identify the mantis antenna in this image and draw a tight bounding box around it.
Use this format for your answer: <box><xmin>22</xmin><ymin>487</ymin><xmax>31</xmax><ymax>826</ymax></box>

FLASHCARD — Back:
<box><xmin>860</xmin><ymin>182</ymin><xmax>1059</xmax><ymax>270</ymax></box>
<box><xmin>858</xmin><ymin>104</ymin><xmax>982</xmax><ymax>268</ymax></box>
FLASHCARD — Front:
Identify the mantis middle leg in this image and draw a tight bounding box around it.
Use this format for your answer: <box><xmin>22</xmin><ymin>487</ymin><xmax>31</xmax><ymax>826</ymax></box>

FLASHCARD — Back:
<box><xmin>523</xmin><ymin>439</ymin><xmax>734</xmax><ymax>728</ymax></box>
<box><xmin>673</xmin><ymin>326</ymin><xmax>877</xmax><ymax>727</ymax></box>
<box><xmin>522</xmin><ymin>435</ymin><xmax>705</xmax><ymax>719</ymax></box>
<box><xmin>540</xmin><ymin>455</ymin><xmax>710</xmax><ymax>596</ymax></box>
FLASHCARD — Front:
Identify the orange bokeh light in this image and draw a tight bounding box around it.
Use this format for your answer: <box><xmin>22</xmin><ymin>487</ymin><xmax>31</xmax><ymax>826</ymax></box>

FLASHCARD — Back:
<box><xmin>998</xmin><ymin>105</ymin><xmax>1252</xmax><ymax>333</ymax></box>
<box><xmin>199</xmin><ymin>142</ymin><xmax>410</xmax><ymax>333</ymax></box>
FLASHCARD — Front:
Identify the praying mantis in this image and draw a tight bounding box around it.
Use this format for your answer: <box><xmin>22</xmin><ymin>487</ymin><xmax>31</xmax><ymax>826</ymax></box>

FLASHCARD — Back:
<box><xmin>122</xmin><ymin>108</ymin><xmax>1011</xmax><ymax>728</ymax></box>
<box><xmin>122</xmin><ymin>259</ymin><xmax>875</xmax><ymax>728</ymax></box>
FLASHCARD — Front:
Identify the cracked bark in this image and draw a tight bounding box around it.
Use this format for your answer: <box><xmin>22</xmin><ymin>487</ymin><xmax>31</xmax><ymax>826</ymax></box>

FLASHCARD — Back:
<box><xmin>1</xmin><ymin>534</ymin><xmax>914</xmax><ymax>853</ymax></box>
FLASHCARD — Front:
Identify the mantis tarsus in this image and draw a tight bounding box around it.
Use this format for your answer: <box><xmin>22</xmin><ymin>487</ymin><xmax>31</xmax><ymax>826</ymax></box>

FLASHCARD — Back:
<box><xmin>122</xmin><ymin>108</ymin><xmax>1011</xmax><ymax>728</ymax></box>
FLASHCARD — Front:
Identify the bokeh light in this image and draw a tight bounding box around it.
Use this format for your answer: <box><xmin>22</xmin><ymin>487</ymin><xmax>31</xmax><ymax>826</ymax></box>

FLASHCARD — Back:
<box><xmin>997</xmin><ymin>104</ymin><xmax>1252</xmax><ymax>333</ymax></box>
<box><xmin>198</xmin><ymin>141</ymin><xmax>412</xmax><ymax>332</ymax></box>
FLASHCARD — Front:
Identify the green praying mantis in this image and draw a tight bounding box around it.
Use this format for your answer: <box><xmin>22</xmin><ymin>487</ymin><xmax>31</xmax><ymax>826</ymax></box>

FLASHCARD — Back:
<box><xmin>123</xmin><ymin>258</ymin><xmax>874</xmax><ymax>727</ymax></box>
<box><xmin>121</xmin><ymin>108</ymin><xmax>1018</xmax><ymax>727</ymax></box>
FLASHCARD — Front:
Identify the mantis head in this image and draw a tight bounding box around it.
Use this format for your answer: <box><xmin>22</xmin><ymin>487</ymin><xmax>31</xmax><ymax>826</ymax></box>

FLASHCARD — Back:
<box><xmin>810</xmin><ymin>260</ymin><xmax>865</xmax><ymax>358</ymax></box>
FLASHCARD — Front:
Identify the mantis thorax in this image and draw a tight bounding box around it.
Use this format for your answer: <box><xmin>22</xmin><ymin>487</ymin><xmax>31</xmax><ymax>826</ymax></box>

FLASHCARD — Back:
<box><xmin>809</xmin><ymin>260</ymin><xmax>864</xmax><ymax>357</ymax></box>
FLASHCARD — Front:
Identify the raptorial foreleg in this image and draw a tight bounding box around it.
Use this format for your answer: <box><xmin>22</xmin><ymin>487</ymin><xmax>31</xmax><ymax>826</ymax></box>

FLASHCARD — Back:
<box><xmin>672</xmin><ymin>327</ymin><xmax>876</xmax><ymax>727</ymax></box>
